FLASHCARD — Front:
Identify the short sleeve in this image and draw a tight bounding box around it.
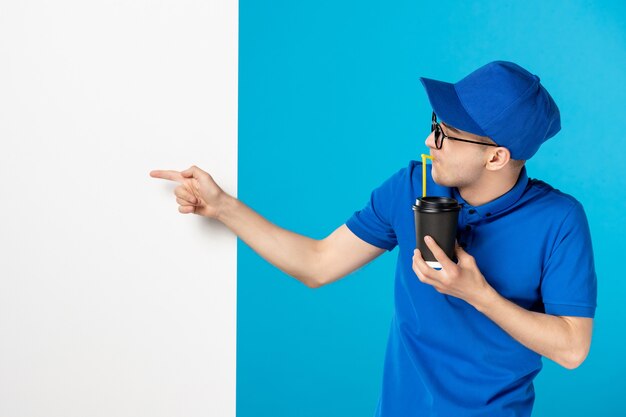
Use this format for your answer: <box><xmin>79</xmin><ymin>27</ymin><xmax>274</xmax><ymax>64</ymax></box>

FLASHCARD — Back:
<box><xmin>541</xmin><ymin>201</ymin><xmax>597</xmax><ymax>317</ymax></box>
<box><xmin>345</xmin><ymin>168</ymin><xmax>405</xmax><ymax>252</ymax></box>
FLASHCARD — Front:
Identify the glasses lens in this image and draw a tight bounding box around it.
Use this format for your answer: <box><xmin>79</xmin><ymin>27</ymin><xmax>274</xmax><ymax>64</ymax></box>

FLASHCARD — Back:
<box><xmin>434</xmin><ymin>124</ymin><xmax>442</xmax><ymax>149</ymax></box>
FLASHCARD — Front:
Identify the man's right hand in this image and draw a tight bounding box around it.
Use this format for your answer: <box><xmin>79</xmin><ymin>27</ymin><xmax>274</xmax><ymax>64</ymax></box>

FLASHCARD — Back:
<box><xmin>150</xmin><ymin>165</ymin><xmax>228</xmax><ymax>219</ymax></box>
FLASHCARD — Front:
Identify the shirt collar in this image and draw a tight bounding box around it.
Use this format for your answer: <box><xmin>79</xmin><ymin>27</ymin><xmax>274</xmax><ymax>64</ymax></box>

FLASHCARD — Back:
<box><xmin>452</xmin><ymin>166</ymin><xmax>529</xmax><ymax>218</ymax></box>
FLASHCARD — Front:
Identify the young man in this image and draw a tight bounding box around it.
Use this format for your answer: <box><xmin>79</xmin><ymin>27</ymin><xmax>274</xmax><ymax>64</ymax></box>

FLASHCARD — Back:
<box><xmin>150</xmin><ymin>61</ymin><xmax>597</xmax><ymax>417</ymax></box>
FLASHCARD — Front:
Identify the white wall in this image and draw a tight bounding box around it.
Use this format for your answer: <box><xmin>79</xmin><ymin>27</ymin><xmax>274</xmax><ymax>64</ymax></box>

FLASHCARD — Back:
<box><xmin>0</xmin><ymin>1</ymin><xmax>237</xmax><ymax>416</ymax></box>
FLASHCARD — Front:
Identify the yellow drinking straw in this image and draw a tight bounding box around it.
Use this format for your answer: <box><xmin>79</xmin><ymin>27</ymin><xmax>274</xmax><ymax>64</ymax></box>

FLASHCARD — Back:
<box><xmin>421</xmin><ymin>154</ymin><xmax>434</xmax><ymax>198</ymax></box>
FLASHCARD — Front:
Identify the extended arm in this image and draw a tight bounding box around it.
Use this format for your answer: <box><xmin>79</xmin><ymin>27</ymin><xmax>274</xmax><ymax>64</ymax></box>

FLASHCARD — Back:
<box><xmin>218</xmin><ymin>195</ymin><xmax>323</xmax><ymax>287</ymax></box>
<box><xmin>219</xmin><ymin>196</ymin><xmax>385</xmax><ymax>288</ymax></box>
<box><xmin>151</xmin><ymin>166</ymin><xmax>385</xmax><ymax>288</ymax></box>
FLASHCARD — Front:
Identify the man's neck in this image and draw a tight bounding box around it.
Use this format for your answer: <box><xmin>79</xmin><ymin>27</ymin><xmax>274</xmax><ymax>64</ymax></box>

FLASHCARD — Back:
<box><xmin>457</xmin><ymin>168</ymin><xmax>523</xmax><ymax>207</ymax></box>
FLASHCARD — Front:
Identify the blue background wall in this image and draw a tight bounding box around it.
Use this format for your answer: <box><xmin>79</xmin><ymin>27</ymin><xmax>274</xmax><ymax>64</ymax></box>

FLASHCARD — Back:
<box><xmin>239</xmin><ymin>1</ymin><xmax>626</xmax><ymax>415</ymax></box>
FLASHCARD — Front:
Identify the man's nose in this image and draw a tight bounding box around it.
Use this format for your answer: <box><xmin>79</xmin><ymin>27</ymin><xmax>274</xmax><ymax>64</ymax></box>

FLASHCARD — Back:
<box><xmin>425</xmin><ymin>131</ymin><xmax>436</xmax><ymax>149</ymax></box>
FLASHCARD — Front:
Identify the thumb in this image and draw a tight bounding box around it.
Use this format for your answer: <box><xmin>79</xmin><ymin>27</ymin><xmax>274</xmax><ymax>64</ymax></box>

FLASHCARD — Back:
<box><xmin>181</xmin><ymin>166</ymin><xmax>206</xmax><ymax>194</ymax></box>
<box><xmin>181</xmin><ymin>165</ymin><xmax>199</xmax><ymax>178</ymax></box>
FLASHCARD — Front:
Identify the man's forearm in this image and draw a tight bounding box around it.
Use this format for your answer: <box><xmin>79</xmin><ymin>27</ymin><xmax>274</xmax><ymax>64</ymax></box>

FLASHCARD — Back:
<box><xmin>216</xmin><ymin>194</ymin><xmax>322</xmax><ymax>288</ymax></box>
<box><xmin>474</xmin><ymin>288</ymin><xmax>588</xmax><ymax>369</ymax></box>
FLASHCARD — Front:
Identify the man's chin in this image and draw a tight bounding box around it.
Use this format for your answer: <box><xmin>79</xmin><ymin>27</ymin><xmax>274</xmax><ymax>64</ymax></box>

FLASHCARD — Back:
<box><xmin>431</xmin><ymin>171</ymin><xmax>454</xmax><ymax>188</ymax></box>
<box><xmin>432</xmin><ymin>178</ymin><xmax>451</xmax><ymax>187</ymax></box>
<box><xmin>430</xmin><ymin>168</ymin><xmax>445</xmax><ymax>186</ymax></box>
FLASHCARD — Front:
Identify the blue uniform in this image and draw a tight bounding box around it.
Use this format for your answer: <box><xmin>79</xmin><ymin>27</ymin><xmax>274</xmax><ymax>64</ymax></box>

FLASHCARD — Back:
<box><xmin>345</xmin><ymin>160</ymin><xmax>597</xmax><ymax>417</ymax></box>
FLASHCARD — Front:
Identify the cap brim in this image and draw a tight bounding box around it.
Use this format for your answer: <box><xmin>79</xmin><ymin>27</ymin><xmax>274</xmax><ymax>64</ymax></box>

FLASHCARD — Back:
<box><xmin>420</xmin><ymin>77</ymin><xmax>487</xmax><ymax>137</ymax></box>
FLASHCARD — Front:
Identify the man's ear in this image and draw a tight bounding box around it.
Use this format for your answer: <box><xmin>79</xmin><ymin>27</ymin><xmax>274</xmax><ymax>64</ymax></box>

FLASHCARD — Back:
<box><xmin>485</xmin><ymin>147</ymin><xmax>511</xmax><ymax>171</ymax></box>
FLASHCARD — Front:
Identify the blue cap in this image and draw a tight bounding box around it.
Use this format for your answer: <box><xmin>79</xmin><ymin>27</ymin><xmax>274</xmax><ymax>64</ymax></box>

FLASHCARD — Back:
<box><xmin>420</xmin><ymin>61</ymin><xmax>561</xmax><ymax>160</ymax></box>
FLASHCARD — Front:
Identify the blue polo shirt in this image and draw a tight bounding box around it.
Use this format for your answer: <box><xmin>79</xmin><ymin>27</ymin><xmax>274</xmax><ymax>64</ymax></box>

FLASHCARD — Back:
<box><xmin>345</xmin><ymin>160</ymin><xmax>597</xmax><ymax>417</ymax></box>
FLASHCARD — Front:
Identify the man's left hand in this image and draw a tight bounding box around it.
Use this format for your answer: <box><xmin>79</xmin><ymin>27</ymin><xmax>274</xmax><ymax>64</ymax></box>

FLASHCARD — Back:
<box><xmin>412</xmin><ymin>236</ymin><xmax>495</xmax><ymax>308</ymax></box>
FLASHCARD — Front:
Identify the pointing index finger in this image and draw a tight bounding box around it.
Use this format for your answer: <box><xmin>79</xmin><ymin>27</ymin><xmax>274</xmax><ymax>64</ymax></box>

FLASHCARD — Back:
<box><xmin>149</xmin><ymin>170</ymin><xmax>185</xmax><ymax>182</ymax></box>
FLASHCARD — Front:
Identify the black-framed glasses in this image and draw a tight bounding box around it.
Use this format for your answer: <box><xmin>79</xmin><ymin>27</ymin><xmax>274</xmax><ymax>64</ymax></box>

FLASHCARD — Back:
<box><xmin>431</xmin><ymin>112</ymin><xmax>499</xmax><ymax>149</ymax></box>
